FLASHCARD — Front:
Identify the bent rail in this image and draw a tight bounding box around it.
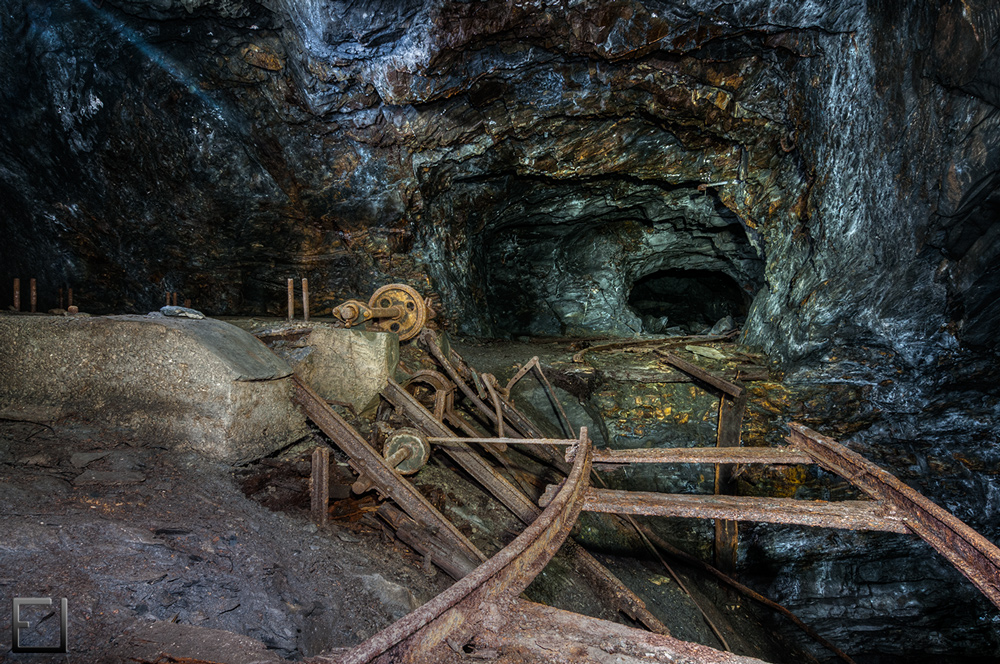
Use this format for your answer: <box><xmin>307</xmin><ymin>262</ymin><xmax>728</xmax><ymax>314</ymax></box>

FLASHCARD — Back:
<box><xmin>788</xmin><ymin>422</ymin><xmax>1000</xmax><ymax>609</ymax></box>
<box><xmin>336</xmin><ymin>428</ymin><xmax>593</xmax><ymax>664</ymax></box>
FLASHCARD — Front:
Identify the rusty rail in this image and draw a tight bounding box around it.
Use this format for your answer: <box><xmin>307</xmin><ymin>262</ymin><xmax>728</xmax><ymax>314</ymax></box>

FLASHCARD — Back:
<box><xmin>788</xmin><ymin>422</ymin><xmax>1000</xmax><ymax>609</ymax></box>
<box><xmin>577</xmin><ymin>489</ymin><xmax>909</xmax><ymax>533</ymax></box>
<box><xmin>336</xmin><ymin>428</ymin><xmax>593</xmax><ymax>664</ymax></box>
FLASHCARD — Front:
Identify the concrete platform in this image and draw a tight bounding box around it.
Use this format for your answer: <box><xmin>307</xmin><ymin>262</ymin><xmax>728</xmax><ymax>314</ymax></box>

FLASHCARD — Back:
<box><xmin>0</xmin><ymin>313</ymin><xmax>308</xmax><ymax>463</ymax></box>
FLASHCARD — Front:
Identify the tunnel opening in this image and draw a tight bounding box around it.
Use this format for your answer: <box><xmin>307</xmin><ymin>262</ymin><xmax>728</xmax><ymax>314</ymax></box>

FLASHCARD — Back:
<box><xmin>628</xmin><ymin>268</ymin><xmax>751</xmax><ymax>334</ymax></box>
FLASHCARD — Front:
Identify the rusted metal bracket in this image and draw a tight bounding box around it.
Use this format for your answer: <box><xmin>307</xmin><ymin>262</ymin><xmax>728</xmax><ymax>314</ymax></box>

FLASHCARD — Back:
<box><xmin>335</xmin><ymin>429</ymin><xmax>593</xmax><ymax>664</ymax></box>
<box><xmin>788</xmin><ymin>422</ymin><xmax>1000</xmax><ymax>609</ymax></box>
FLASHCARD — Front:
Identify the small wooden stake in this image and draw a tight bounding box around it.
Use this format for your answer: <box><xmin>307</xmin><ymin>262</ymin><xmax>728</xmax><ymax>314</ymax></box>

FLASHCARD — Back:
<box><xmin>301</xmin><ymin>278</ymin><xmax>309</xmax><ymax>322</ymax></box>
<box><xmin>29</xmin><ymin>278</ymin><xmax>36</xmax><ymax>313</ymax></box>
<box><xmin>184</xmin><ymin>298</ymin><xmax>191</xmax><ymax>309</ymax></box>
<box><xmin>165</xmin><ymin>292</ymin><xmax>170</xmax><ymax>306</ymax></box>
<box><xmin>59</xmin><ymin>288</ymin><xmax>64</xmax><ymax>310</ymax></box>
<box><xmin>12</xmin><ymin>278</ymin><xmax>19</xmax><ymax>311</ymax></box>
<box><xmin>171</xmin><ymin>292</ymin><xmax>178</xmax><ymax>306</ymax></box>
<box><xmin>287</xmin><ymin>278</ymin><xmax>295</xmax><ymax>321</ymax></box>
<box><xmin>310</xmin><ymin>446</ymin><xmax>330</xmax><ymax>528</ymax></box>
<box><xmin>67</xmin><ymin>287</ymin><xmax>73</xmax><ymax>308</ymax></box>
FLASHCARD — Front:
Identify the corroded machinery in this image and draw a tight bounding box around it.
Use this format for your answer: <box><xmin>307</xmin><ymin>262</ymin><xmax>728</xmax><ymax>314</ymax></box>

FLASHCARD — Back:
<box><xmin>332</xmin><ymin>284</ymin><xmax>428</xmax><ymax>340</ymax></box>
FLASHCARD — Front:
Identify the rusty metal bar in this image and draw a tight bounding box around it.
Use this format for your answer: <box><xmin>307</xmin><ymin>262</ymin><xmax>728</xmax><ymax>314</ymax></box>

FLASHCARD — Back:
<box><xmin>715</xmin><ymin>390</ymin><xmax>748</xmax><ymax>572</ymax></box>
<box><xmin>579</xmin><ymin>489</ymin><xmax>910</xmax><ymax>533</ymax></box>
<box><xmin>337</xmin><ymin>429</ymin><xmax>592</xmax><ymax>664</ymax></box>
<box><xmin>301</xmin><ymin>278</ymin><xmax>310</xmax><ymax>322</ymax></box>
<box><xmin>287</xmin><ymin>278</ymin><xmax>294</xmax><ymax>320</ymax></box>
<box><xmin>12</xmin><ymin>278</ymin><xmax>19</xmax><ymax>311</ymax></box>
<box><xmin>592</xmin><ymin>445</ymin><xmax>813</xmax><ymax>465</ymax></box>
<box><xmin>659</xmin><ymin>351</ymin><xmax>743</xmax><ymax>398</ymax></box>
<box><xmin>291</xmin><ymin>375</ymin><xmax>485</xmax><ymax>567</ymax></box>
<box><xmin>310</xmin><ymin>446</ymin><xmax>329</xmax><ymax>528</ymax></box>
<box><xmin>426</xmin><ymin>436</ymin><xmax>576</xmax><ymax>446</ymax></box>
<box><xmin>29</xmin><ymin>278</ymin><xmax>36</xmax><ymax>313</ymax></box>
<box><xmin>788</xmin><ymin>422</ymin><xmax>1000</xmax><ymax>609</ymax></box>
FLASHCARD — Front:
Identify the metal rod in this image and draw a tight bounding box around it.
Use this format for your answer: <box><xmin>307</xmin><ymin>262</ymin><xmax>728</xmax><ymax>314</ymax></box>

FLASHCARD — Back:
<box><xmin>310</xmin><ymin>446</ymin><xmax>330</xmax><ymax>528</ymax></box>
<box><xmin>301</xmin><ymin>278</ymin><xmax>309</xmax><ymax>322</ymax></box>
<box><xmin>287</xmin><ymin>278</ymin><xmax>294</xmax><ymax>320</ymax></box>
<box><xmin>12</xmin><ymin>278</ymin><xmax>19</xmax><ymax>311</ymax></box>
<box><xmin>29</xmin><ymin>278</ymin><xmax>36</xmax><ymax>313</ymax></box>
<box><xmin>426</xmin><ymin>436</ymin><xmax>577</xmax><ymax>446</ymax></box>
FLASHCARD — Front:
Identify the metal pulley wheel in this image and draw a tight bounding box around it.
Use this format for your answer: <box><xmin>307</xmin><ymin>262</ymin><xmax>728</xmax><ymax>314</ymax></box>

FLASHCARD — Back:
<box><xmin>383</xmin><ymin>427</ymin><xmax>431</xmax><ymax>475</ymax></box>
<box><xmin>368</xmin><ymin>283</ymin><xmax>427</xmax><ymax>341</ymax></box>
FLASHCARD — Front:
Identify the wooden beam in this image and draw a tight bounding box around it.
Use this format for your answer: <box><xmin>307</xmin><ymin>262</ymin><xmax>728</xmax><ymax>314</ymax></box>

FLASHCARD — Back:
<box><xmin>580</xmin><ymin>489</ymin><xmax>910</xmax><ymax>533</ymax></box>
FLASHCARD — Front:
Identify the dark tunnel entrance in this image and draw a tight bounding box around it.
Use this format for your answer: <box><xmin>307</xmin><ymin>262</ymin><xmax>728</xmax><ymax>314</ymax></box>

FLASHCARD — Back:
<box><xmin>628</xmin><ymin>269</ymin><xmax>751</xmax><ymax>334</ymax></box>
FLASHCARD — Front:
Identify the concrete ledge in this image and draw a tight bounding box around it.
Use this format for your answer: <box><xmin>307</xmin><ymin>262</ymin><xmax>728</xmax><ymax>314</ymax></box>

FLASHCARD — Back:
<box><xmin>0</xmin><ymin>314</ymin><xmax>308</xmax><ymax>463</ymax></box>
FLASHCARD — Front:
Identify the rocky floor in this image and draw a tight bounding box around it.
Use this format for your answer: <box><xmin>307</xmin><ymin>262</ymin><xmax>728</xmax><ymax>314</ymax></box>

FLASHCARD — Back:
<box><xmin>2</xmin><ymin>332</ymin><xmax>997</xmax><ymax>663</ymax></box>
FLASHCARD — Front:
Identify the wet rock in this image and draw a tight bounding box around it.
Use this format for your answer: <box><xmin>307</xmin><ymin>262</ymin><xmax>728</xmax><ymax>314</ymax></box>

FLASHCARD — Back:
<box><xmin>160</xmin><ymin>305</ymin><xmax>206</xmax><ymax>319</ymax></box>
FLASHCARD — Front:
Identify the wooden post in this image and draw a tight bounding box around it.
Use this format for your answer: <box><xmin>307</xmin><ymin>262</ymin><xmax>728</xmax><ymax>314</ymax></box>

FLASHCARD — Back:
<box><xmin>67</xmin><ymin>287</ymin><xmax>73</xmax><ymax>308</ymax></box>
<box><xmin>311</xmin><ymin>446</ymin><xmax>330</xmax><ymax>528</ymax></box>
<box><xmin>12</xmin><ymin>278</ymin><xmax>19</xmax><ymax>311</ymax></box>
<box><xmin>301</xmin><ymin>278</ymin><xmax>309</xmax><ymax>322</ymax></box>
<box><xmin>171</xmin><ymin>292</ymin><xmax>178</xmax><ymax>306</ymax></box>
<box><xmin>184</xmin><ymin>298</ymin><xmax>191</xmax><ymax>309</ymax></box>
<box><xmin>165</xmin><ymin>292</ymin><xmax>171</xmax><ymax>306</ymax></box>
<box><xmin>714</xmin><ymin>389</ymin><xmax>748</xmax><ymax>573</ymax></box>
<box><xmin>287</xmin><ymin>278</ymin><xmax>295</xmax><ymax>321</ymax></box>
<box><xmin>59</xmin><ymin>288</ymin><xmax>64</xmax><ymax>310</ymax></box>
<box><xmin>29</xmin><ymin>278</ymin><xmax>36</xmax><ymax>313</ymax></box>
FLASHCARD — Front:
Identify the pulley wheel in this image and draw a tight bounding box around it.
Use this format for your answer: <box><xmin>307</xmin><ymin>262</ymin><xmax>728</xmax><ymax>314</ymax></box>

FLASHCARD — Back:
<box><xmin>383</xmin><ymin>427</ymin><xmax>431</xmax><ymax>475</ymax></box>
<box><xmin>368</xmin><ymin>283</ymin><xmax>427</xmax><ymax>341</ymax></box>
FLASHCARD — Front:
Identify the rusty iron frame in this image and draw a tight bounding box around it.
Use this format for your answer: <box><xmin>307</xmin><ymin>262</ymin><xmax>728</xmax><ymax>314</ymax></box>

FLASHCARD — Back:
<box><xmin>335</xmin><ymin>428</ymin><xmax>593</xmax><ymax>664</ymax></box>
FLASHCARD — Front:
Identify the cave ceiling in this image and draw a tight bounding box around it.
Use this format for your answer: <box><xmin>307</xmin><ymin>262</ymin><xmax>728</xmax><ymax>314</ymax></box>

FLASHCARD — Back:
<box><xmin>1</xmin><ymin>0</ymin><xmax>999</xmax><ymax>359</ymax></box>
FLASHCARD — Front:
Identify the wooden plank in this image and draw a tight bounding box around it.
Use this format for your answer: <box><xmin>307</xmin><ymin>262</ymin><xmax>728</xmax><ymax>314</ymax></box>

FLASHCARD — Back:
<box><xmin>658</xmin><ymin>352</ymin><xmax>743</xmax><ymax>398</ymax></box>
<box><xmin>788</xmin><ymin>422</ymin><xmax>1000</xmax><ymax>609</ymax></box>
<box><xmin>580</xmin><ymin>489</ymin><xmax>910</xmax><ymax>533</ymax></box>
<box><xmin>310</xmin><ymin>446</ymin><xmax>329</xmax><ymax>528</ymax></box>
<box><xmin>591</xmin><ymin>446</ymin><xmax>813</xmax><ymax>465</ymax></box>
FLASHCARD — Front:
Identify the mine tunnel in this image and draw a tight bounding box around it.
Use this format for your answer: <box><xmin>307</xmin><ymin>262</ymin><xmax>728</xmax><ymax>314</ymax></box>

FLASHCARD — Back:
<box><xmin>628</xmin><ymin>268</ymin><xmax>753</xmax><ymax>333</ymax></box>
<box><xmin>2</xmin><ymin>1</ymin><xmax>1000</xmax><ymax>663</ymax></box>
